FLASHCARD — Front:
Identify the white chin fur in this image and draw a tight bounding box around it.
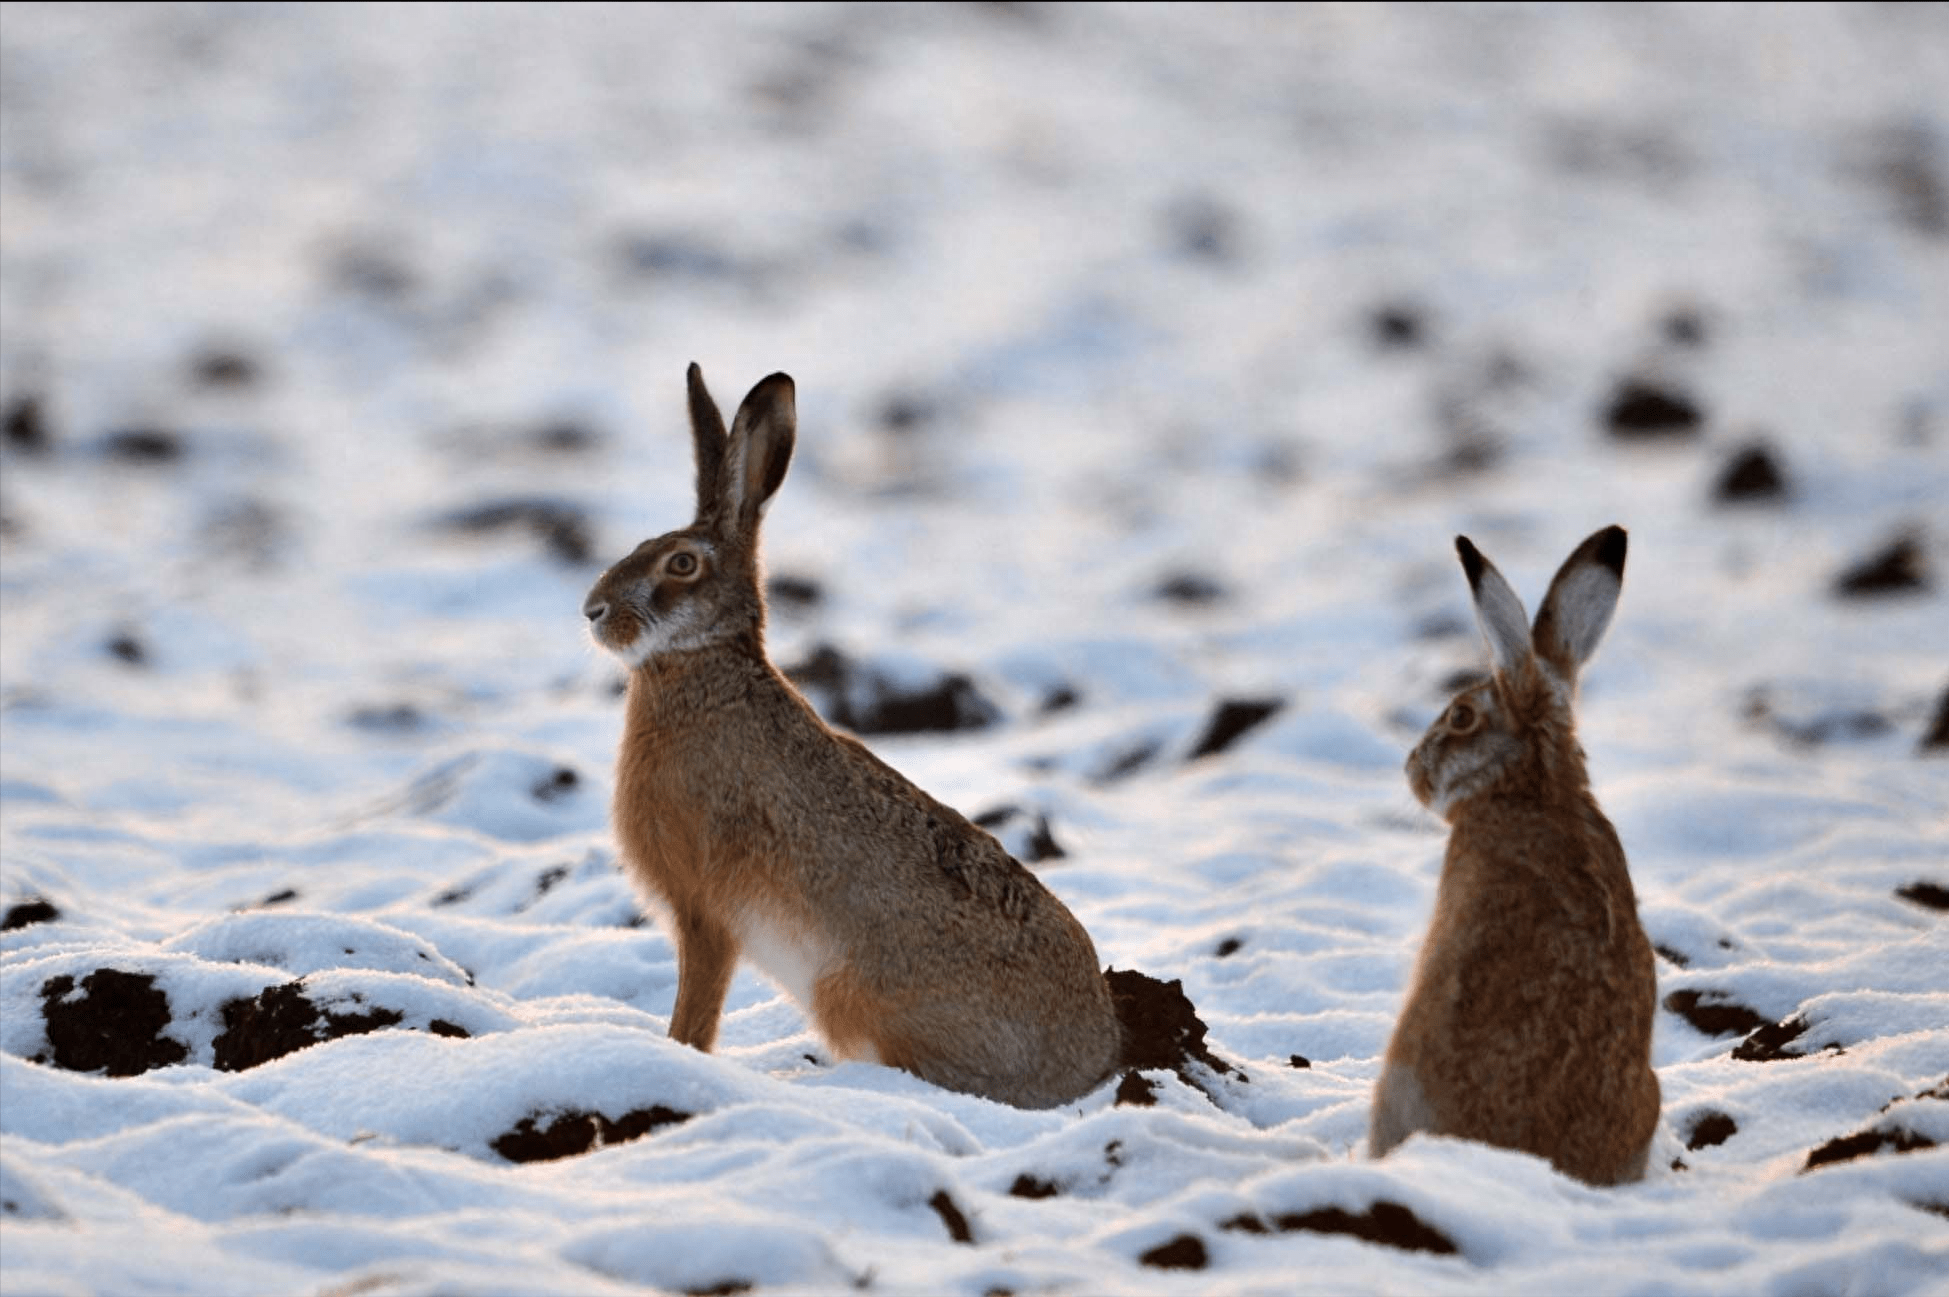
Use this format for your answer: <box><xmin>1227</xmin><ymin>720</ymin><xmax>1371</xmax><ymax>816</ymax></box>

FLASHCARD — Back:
<box><xmin>604</xmin><ymin>607</ymin><xmax>719</xmax><ymax>669</ymax></box>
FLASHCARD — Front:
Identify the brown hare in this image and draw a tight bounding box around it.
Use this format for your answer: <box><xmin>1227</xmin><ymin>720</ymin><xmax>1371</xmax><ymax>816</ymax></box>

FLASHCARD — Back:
<box><xmin>583</xmin><ymin>365</ymin><xmax>1120</xmax><ymax>1108</ymax></box>
<box><xmin>1371</xmin><ymin>526</ymin><xmax>1660</xmax><ymax>1185</ymax></box>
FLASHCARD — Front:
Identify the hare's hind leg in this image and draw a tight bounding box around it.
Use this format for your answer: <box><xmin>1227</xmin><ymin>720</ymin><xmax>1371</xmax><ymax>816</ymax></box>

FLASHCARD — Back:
<box><xmin>669</xmin><ymin>909</ymin><xmax>739</xmax><ymax>1051</ymax></box>
<box><xmin>1370</xmin><ymin>1062</ymin><xmax>1437</xmax><ymax>1158</ymax></box>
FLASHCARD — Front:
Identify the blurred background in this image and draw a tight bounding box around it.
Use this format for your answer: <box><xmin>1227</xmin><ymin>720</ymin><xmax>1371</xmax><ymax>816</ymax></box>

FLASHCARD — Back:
<box><xmin>2</xmin><ymin>2</ymin><xmax>1945</xmax><ymax>821</ymax></box>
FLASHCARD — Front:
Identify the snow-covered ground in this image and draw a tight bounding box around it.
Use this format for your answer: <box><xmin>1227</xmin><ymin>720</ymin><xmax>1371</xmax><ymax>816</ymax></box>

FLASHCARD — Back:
<box><xmin>3</xmin><ymin>3</ymin><xmax>1946</xmax><ymax>1293</ymax></box>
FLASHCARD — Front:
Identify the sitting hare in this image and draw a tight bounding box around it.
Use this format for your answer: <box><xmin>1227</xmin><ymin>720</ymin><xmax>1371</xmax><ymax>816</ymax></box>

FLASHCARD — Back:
<box><xmin>1371</xmin><ymin>526</ymin><xmax>1660</xmax><ymax>1185</ymax></box>
<box><xmin>583</xmin><ymin>365</ymin><xmax>1120</xmax><ymax>1108</ymax></box>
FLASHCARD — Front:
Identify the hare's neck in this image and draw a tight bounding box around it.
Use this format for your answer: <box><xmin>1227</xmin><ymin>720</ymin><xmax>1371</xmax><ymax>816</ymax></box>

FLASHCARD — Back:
<box><xmin>624</xmin><ymin>641</ymin><xmax>769</xmax><ymax>724</ymax></box>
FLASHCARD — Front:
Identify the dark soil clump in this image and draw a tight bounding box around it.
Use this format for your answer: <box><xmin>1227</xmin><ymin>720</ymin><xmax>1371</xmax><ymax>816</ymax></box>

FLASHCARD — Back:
<box><xmin>1896</xmin><ymin>880</ymin><xmax>1949</xmax><ymax>911</ymax></box>
<box><xmin>1188</xmin><ymin>698</ymin><xmax>1285</xmax><ymax>760</ymax></box>
<box><xmin>104</xmin><ymin>428</ymin><xmax>185</xmax><ymax>463</ymax></box>
<box><xmin>3</xmin><ymin>898</ymin><xmax>60</xmax><ymax>930</ymax></box>
<box><xmin>1733</xmin><ymin>1014</ymin><xmax>1839</xmax><ymax>1062</ymax></box>
<box><xmin>1803</xmin><ymin>1125</ymin><xmax>1937</xmax><ymax>1172</ymax></box>
<box><xmin>4</xmin><ymin>396</ymin><xmax>51</xmax><ymax>453</ymax></box>
<box><xmin>785</xmin><ymin>644</ymin><xmax>1001</xmax><ymax>736</ymax></box>
<box><xmin>1920</xmin><ymin>687</ymin><xmax>1949</xmax><ymax>752</ymax></box>
<box><xmin>1685</xmin><ymin>1110</ymin><xmax>1739</xmax><ymax>1150</ymax></box>
<box><xmin>492</xmin><ymin>1105</ymin><xmax>690</xmax><ymax>1163</ymax></box>
<box><xmin>1154</xmin><ymin>571</ymin><xmax>1227</xmax><ymax>606</ymax></box>
<box><xmin>1834</xmin><ymin>534</ymin><xmax>1929</xmax><ymax>597</ymax></box>
<box><xmin>212</xmin><ymin>981</ymin><xmax>404</xmax><ymax>1072</ymax></box>
<box><xmin>1270</xmin><ymin>1202</ymin><xmax>1458</xmax><ymax>1256</ymax></box>
<box><xmin>928</xmin><ymin>1190</ymin><xmax>974</xmax><ymax>1244</ymax></box>
<box><xmin>1663</xmin><ymin>989</ymin><xmax>1769</xmax><ymax>1038</ymax></box>
<box><xmin>1114</xmin><ymin>1071</ymin><xmax>1158</xmax><ymax>1107</ymax></box>
<box><xmin>1138</xmin><ymin>1233</ymin><xmax>1208</xmax><ymax>1270</ymax></box>
<box><xmin>438</xmin><ymin>498</ymin><xmax>593</xmax><ymax>566</ymax></box>
<box><xmin>1009</xmin><ymin>1174</ymin><xmax>1061</xmax><ymax>1200</ymax></box>
<box><xmin>1603</xmin><ymin>378</ymin><xmax>1702</xmax><ymax>440</ymax></box>
<box><xmin>40</xmin><ymin>970</ymin><xmax>188</xmax><ymax>1076</ymax></box>
<box><xmin>1713</xmin><ymin>443</ymin><xmax>1789</xmax><ymax>503</ymax></box>
<box><xmin>971</xmin><ymin>805</ymin><xmax>1066</xmax><ymax>863</ymax></box>
<box><xmin>1106</xmin><ymin>968</ymin><xmax>1242</xmax><ymax>1103</ymax></box>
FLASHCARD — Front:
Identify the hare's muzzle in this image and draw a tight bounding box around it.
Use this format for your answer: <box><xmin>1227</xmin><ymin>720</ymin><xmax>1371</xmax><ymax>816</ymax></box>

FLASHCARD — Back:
<box><xmin>583</xmin><ymin>596</ymin><xmax>610</xmax><ymax>626</ymax></box>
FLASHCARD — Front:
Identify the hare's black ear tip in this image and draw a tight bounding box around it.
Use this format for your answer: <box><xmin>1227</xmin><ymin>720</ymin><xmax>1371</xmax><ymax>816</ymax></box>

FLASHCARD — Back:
<box><xmin>754</xmin><ymin>372</ymin><xmax>796</xmax><ymax>404</ymax></box>
<box><xmin>1455</xmin><ymin>536</ymin><xmax>1486</xmax><ymax>589</ymax></box>
<box><xmin>1595</xmin><ymin>525</ymin><xmax>1628</xmax><ymax>576</ymax></box>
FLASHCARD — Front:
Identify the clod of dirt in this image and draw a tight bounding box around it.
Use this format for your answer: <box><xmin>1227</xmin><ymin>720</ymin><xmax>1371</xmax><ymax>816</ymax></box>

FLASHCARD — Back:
<box><xmin>1862</xmin><ymin>121</ymin><xmax>1947</xmax><ymax>240</ymax></box>
<box><xmin>1803</xmin><ymin>1125</ymin><xmax>1937</xmax><ymax>1172</ymax></box>
<box><xmin>531</xmin><ymin>767</ymin><xmax>579</xmax><ymax>803</ymax></box>
<box><xmin>529</xmin><ymin>419</ymin><xmax>600</xmax><ymax>454</ymax></box>
<box><xmin>1922</xmin><ymin>687</ymin><xmax>1949</xmax><ymax>752</ymax></box>
<box><xmin>1153</xmin><ymin>571</ymin><xmax>1227</xmax><ymax>606</ymax></box>
<box><xmin>784</xmin><ymin>644</ymin><xmax>1001</xmax><ymax>736</ymax></box>
<box><xmin>1369</xmin><ymin>302</ymin><xmax>1429</xmax><ymax>351</ymax></box>
<box><xmin>105</xmin><ymin>630</ymin><xmax>149</xmax><ymax>667</ymax></box>
<box><xmin>40</xmin><ymin>970</ymin><xmax>188</xmax><ymax>1077</ymax></box>
<box><xmin>437</xmin><ymin>498</ymin><xmax>593</xmax><ymax>566</ymax></box>
<box><xmin>1187</xmin><ymin>698</ymin><xmax>1285</xmax><ymax>760</ymax></box>
<box><xmin>1602</xmin><ymin>377</ymin><xmax>1703</xmax><ymax>440</ymax></box>
<box><xmin>1896</xmin><ymin>881</ymin><xmax>1949</xmax><ymax>911</ymax></box>
<box><xmin>1685</xmin><ymin>1110</ymin><xmax>1739</xmax><ymax>1150</ymax></box>
<box><xmin>1663</xmin><ymin>989</ymin><xmax>1769</xmax><ymax>1038</ymax></box>
<box><xmin>970</xmin><ymin>805</ymin><xmax>1066</xmax><ymax>863</ymax></box>
<box><xmin>1653</xmin><ymin>944</ymin><xmax>1691</xmax><ymax>968</ymax></box>
<box><xmin>3</xmin><ymin>898</ymin><xmax>60</xmax><ymax>930</ymax></box>
<box><xmin>1833</xmin><ymin>533</ymin><xmax>1930</xmax><ymax>597</ymax></box>
<box><xmin>104</xmin><ymin>428</ymin><xmax>185</xmax><ymax>463</ymax></box>
<box><xmin>1138</xmin><ymin>1233</ymin><xmax>1209</xmax><ymax>1271</ymax></box>
<box><xmin>4</xmin><ymin>395</ymin><xmax>51</xmax><ymax>452</ymax></box>
<box><xmin>211</xmin><ymin>980</ymin><xmax>404</xmax><ymax>1072</ymax></box>
<box><xmin>347</xmin><ymin>703</ymin><xmax>432</xmax><ymax>734</ymax></box>
<box><xmin>491</xmin><ymin>1105</ymin><xmax>691</xmax><ymax>1163</ymax></box>
<box><xmin>1114</xmin><ymin>1072</ymin><xmax>1158</xmax><ymax>1107</ymax></box>
<box><xmin>428</xmin><ymin>1019</ymin><xmax>469</xmax><ymax>1038</ymax></box>
<box><xmin>765</xmin><ymin>573</ymin><xmax>824</xmax><ymax>610</ymax></box>
<box><xmin>928</xmin><ymin>1190</ymin><xmax>974</xmax><ymax>1244</ymax></box>
<box><xmin>1214</xmin><ymin>937</ymin><xmax>1243</xmax><ymax>958</ymax></box>
<box><xmin>1732</xmin><ymin>1014</ymin><xmax>1839</xmax><ymax>1063</ymax></box>
<box><xmin>189</xmin><ymin>348</ymin><xmax>261</xmax><ymax>389</ymax></box>
<box><xmin>1106</xmin><ymin>968</ymin><xmax>1242</xmax><ymax>1104</ymax></box>
<box><xmin>1093</xmin><ymin>738</ymin><xmax>1163</xmax><ymax>784</ymax></box>
<box><xmin>1289</xmin><ymin>1054</ymin><xmax>1311</xmax><ymax>1069</ymax></box>
<box><xmin>1712</xmin><ymin>443</ymin><xmax>1790</xmax><ymax>503</ymax></box>
<box><xmin>683</xmin><ymin>1283</ymin><xmax>752</xmax><ymax>1297</ymax></box>
<box><xmin>1008</xmin><ymin>1174</ymin><xmax>1061</xmax><ymax>1200</ymax></box>
<box><xmin>254</xmin><ymin>888</ymin><xmax>299</xmax><ymax>908</ymax></box>
<box><xmin>1662</xmin><ymin>305</ymin><xmax>1709</xmax><ymax>349</ymax></box>
<box><xmin>876</xmin><ymin>391</ymin><xmax>938</xmax><ymax>436</ymax></box>
<box><xmin>1266</xmin><ymin>1202</ymin><xmax>1459</xmax><ymax>1256</ymax></box>
<box><xmin>1039</xmin><ymin>683</ymin><xmax>1082</xmax><ymax>714</ymax></box>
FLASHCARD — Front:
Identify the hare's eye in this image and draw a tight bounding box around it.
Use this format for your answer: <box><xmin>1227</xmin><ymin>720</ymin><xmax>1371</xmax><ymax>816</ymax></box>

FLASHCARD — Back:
<box><xmin>667</xmin><ymin>552</ymin><xmax>699</xmax><ymax>578</ymax></box>
<box><xmin>1448</xmin><ymin>702</ymin><xmax>1478</xmax><ymax>733</ymax></box>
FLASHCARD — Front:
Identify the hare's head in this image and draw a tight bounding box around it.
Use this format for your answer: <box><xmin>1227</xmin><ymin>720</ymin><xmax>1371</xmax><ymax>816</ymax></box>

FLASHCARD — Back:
<box><xmin>1408</xmin><ymin>526</ymin><xmax>1627</xmax><ymax>820</ymax></box>
<box><xmin>584</xmin><ymin>365</ymin><xmax>796</xmax><ymax>668</ymax></box>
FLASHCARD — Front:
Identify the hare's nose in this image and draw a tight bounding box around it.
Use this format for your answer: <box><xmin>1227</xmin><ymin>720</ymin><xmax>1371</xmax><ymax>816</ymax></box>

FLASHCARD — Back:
<box><xmin>583</xmin><ymin>598</ymin><xmax>609</xmax><ymax>624</ymax></box>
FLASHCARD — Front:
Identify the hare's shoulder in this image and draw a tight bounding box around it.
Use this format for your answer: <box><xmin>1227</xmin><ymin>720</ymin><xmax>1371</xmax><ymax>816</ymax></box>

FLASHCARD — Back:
<box><xmin>821</xmin><ymin>727</ymin><xmax>1052</xmax><ymax>922</ymax></box>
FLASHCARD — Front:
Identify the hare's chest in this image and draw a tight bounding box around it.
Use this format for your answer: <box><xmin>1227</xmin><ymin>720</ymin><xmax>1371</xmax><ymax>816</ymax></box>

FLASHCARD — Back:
<box><xmin>736</xmin><ymin>907</ymin><xmax>836</xmax><ymax>1015</ymax></box>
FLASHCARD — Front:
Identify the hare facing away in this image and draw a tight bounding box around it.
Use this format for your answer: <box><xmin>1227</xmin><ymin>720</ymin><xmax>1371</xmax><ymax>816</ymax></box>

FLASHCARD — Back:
<box><xmin>1371</xmin><ymin>526</ymin><xmax>1660</xmax><ymax>1186</ymax></box>
<box><xmin>583</xmin><ymin>365</ymin><xmax>1120</xmax><ymax>1109</ymax></box>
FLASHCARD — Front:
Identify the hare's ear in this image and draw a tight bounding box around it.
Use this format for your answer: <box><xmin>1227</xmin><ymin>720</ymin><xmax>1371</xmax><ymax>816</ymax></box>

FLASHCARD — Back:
<box><xmin>687</xmin><ymin>363</ymin><xmax>730</xmax><ymax>524</ymax></box>
<box><xmin>719</xmin><ymin>373</ymin><xmax>796</xmax><ymax>537</ymax></box>
<box><xmin>1457</xmin><ymin>536</ymin><xmax>1534</xmax><ymax>682</ymax></box>
<box><xmin>1531</xmin><ymin>525</ymin><xmax>1626</xmax><ymax>686</ymax></box>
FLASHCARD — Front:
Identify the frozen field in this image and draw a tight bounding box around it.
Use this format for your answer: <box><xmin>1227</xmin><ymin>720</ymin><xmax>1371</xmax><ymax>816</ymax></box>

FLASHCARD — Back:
<box><xmin>2</xmin><ymin>3</ymin><xmax>1946</xmax><ymax>1293</ymax></box>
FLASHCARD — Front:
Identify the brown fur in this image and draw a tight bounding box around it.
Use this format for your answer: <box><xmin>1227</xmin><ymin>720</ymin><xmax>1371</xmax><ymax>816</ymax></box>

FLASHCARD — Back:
<box><xmin>1375</xmin><ymin>528</ymin><xmax>1660</xmax><ymax>1185</ymax></box>
<box><xmin>587</xmin><ymin>366</ymin><xmax>1119</xmax><ymax>1109</ymax></box>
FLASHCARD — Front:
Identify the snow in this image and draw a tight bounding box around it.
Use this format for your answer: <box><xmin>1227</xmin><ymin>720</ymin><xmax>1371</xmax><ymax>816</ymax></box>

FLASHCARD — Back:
<box><xmin>3</xmin><ymin>2</ymin><xmax>1948</xmax><ymax>1293</ymax></box>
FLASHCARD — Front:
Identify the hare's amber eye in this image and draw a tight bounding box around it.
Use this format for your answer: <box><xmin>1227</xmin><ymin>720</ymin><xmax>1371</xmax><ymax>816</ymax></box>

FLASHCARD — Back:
<box><xmin>667</xmin><ymin>552</ymin><xmax>699</xmax><ymax>578</ymax></box>
<box><xmin>1448</xmin><ymin>702</ymin><xmax>1478</xmax><ymax>733</ymax></box>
